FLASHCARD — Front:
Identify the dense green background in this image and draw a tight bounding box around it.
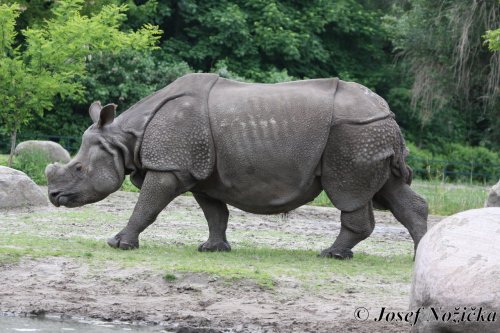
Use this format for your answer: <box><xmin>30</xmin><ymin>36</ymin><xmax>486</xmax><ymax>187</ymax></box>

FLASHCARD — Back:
<box><xmin>1</xmin><ymin>0</ymin><xmax>499</xmax><ymax>181</ymax></box>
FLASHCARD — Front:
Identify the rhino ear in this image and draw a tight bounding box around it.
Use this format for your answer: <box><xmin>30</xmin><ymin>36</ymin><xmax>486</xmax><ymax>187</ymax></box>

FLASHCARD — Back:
<box><xmin>89</xmin><ymin>101</ymin><xmax>102</xmax><ymax>124</ymax></box>
<box><xmin>98</xmin><ymin>103</ymin><xmax>117</xmax><ymax>128</ymax></box>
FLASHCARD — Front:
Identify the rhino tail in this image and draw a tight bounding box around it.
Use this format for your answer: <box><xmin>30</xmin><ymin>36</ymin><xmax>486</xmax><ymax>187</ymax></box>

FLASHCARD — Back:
<box><xmin>391</xmin><ymin>130</ymin><xmax>412</xmax><ymax>186</ymax></box>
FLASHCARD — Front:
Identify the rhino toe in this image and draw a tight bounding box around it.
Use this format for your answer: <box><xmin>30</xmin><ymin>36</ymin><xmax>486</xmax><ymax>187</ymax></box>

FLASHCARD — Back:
<box><xmin>107</xmin><ymin>235</ymin><xmax>120</xmax><ymax>248</ymax></box>
<box><xmin>198</xmin><ymin>240</ymin><xmax>231</xmax><ymax>252</ymax></box>
<box><xmin>107</xmin><ymin>233</ymin><xmax>139</xmax><ymax>250</ymax></box>
<box><xmin>319</xmin><ymin>247</ymin><xmax>353</xmax><ymax>260</ymax></box>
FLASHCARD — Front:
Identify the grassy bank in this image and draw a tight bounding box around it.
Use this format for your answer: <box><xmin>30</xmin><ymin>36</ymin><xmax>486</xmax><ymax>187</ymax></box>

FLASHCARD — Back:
<box><xmin>0</xmin><ymin>234</ymin><xmax>412</xmax><ymax>290</ymax></box>
<box><xmin>0</xmin><ymin>201</ymin><xmax>414</xmax><ymax>293</ymax></box>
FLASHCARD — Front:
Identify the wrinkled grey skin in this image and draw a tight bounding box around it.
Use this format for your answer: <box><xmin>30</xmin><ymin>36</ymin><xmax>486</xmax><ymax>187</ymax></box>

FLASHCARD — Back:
<box><xmin>46</xmin><ymin>74</ymin><xmax>428</xmax><ymax>259</ymax></box>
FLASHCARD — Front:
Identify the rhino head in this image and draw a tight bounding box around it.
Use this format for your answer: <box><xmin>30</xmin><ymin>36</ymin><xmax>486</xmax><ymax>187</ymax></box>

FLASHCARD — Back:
<box><xmin>45</xmin><ymin>102</ymin><xmax>125</xmax><ymax>207</ymax></box>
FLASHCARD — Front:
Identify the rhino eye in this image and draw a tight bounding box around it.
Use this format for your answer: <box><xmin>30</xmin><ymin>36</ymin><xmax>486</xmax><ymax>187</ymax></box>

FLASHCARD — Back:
<box><xmin>75</xmin><ymin>163</ymin><xmax>83</xmax><ymax>172</ymax></box>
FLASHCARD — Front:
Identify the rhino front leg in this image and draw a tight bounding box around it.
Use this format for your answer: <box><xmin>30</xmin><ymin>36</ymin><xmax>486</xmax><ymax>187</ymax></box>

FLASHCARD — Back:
<box><xmin>108</xmin><ymin>171</ymin><xmax>189</xmax><ymax>250</ymax></box>
<box><xmin>320</xmin><ymin>202</ymin><xmax>375</xmax><ymax>259</ymax></box>
<box><xmin>194</xmin><ymin>193</ymin><xmax>231</xmax><ymax>252</ymax></box>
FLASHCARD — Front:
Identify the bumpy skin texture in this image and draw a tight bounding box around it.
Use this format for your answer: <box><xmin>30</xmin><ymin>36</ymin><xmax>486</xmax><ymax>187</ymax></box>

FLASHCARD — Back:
<box><xmin>45</xmin><ymin>74</ymin><xmax>428</xmax><ymax>259</ymax></box>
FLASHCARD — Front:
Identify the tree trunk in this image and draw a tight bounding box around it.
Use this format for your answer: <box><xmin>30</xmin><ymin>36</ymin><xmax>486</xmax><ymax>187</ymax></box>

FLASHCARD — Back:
<box><xmin>7</xmin><ymin>128</ymin><xmax>17</xmax><ymax>168</ymax></box>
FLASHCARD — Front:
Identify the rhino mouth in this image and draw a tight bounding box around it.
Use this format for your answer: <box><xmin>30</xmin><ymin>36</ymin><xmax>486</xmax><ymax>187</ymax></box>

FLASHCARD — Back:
<box><xmin>50</xmin><ymin>191</ymin><xmax>77</xmax><ymax>207</ymax></box>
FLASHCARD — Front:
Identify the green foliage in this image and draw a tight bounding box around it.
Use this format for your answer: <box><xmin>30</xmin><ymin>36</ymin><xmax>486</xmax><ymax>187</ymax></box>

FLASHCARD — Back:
<box><xmin>441</xmin><ymin>144</ymin><xmax>500</xmax><ymax>182</ymax></box>
<box><xmin>3</xmin><ymin>0</ymin><xmax>499</xmax><ymax>159</ymax></box>
<box><xmin>405</xmin><ymin>141</ymin><xmax>447</xmax><ymax>181</ymax></box>
<box><xmin>22</xmin><ymin>50</ymin><xmax>192</xmax><ymax>139</ymax></box>
<box><xmin>389</xmin><ymin>0</ymin><xmax>500</xmax><ymax>148</ymax></box>
<box><xmin>485</xmin><ymin>28</ymin><xmax>500</xmax><ymax>50</ymax></box>
<box><xmin>0</xmin><ymin>154</ymin><xmax>9</xmax><ymax>166</ymax></box>
<box><xmin>404</xmin><ymin>141</ymin><xmax>500</xmax><ymax>183</ymax></box>
<box><xmin>12</xmin><ymin>149</ymin><xmax>51</xmax><ymax>185</ymax></box>
<box><xmin>0</xmin><ymin>0</ymin><xmax>162</xmax><ymax>163</ymax></box>
<box><xmin>484</xmin><ymin>1</ymin><xmax>500</xmax><ymax>51</ymax></box>
<box><xmin>163</xmin><ymin>0</ymin><xmax>391</xmax><ymax>86</ymax></box>
<box><xmin>0</xmin><ymin>3</ymin><xmax>19</xmax><ymax>56</ymax></box>
<box><xmin>83</xmin><ymin>50</ymin><xmax>192</xmax><ymax>111</ymax></box>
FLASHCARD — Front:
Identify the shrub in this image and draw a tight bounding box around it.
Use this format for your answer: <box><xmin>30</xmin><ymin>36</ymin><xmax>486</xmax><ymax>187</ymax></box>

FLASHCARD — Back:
<box><xmin>163</xmin><ymin>273</ymin><xmax>177</xmax><ymax>282</ymax></box>
<box><xmin>12</xmin><ymin>149</ymin><xmax>51</xmax><ymax>185</ymax></box>
<box><xmin>441</xmin><ymin>144</ymin><xmax>500</xmax><ymax>183</ymax></box>
<box><xmin>405</xmin><ymin>142</ymin><xmax>446</xmax><ymax>180</ymax></box>
<box><xmin>405</xmin><ymin>141</ymin><xmax>500</xmax><ymax>183</ymax></box>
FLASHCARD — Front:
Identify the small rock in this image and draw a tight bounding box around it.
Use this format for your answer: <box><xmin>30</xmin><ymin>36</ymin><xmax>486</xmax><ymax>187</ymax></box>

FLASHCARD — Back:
<box><xmin>15</xmin><ymin>140</ymin><xmax>71</xmax><ymax>163</ymax></box>
<box><xmin>0</xmin><ymin>166</ymin><xmax>47</xmax><ymax>209</ymax></box>
<box><xmin>485</xmin><ymin>180</ymin><xmax>500</xmax><ymax>207</ymax></box>
<box><xmin>177</xmin><ymin>283</ymin><xmax>203</xmax><ymax>292</ymax></box>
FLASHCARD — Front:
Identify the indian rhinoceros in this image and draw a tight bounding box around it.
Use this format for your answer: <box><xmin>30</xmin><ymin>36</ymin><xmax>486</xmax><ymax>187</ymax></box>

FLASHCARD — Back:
<box><xmin>45</xmin><ymin>73</ymin><xmax>428</xmax><ymax>259</ymax></box>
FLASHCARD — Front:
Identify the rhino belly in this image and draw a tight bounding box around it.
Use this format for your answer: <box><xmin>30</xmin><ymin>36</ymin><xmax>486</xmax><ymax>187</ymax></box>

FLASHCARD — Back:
<box><xmin>196</xmin><ymin>172</ymin><xmax>323</xmax><ymax>214</ymax></box>
<box><xmin>201</xmin><ymin>78</ymin><xmax>336</xmax><ymax>213</ymax></box>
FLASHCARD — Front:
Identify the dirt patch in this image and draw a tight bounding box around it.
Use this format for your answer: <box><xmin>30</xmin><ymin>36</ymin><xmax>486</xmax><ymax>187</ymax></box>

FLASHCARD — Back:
<box><xmin>0</xmin><ymin>190</ymin><xmax>443</xmax><ymax>332</ymax></box>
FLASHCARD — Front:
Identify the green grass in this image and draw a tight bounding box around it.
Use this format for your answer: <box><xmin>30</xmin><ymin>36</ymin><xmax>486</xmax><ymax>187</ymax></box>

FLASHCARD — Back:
<box><xmin>163</xmin><ymin>273</ymin><xmax>177</xmax><ymax>282</ymax></box>
<box><xmin>120</xmin><ymin>175</ymin><xmax>140</xmax><ymax>192</ymax></box>
<box><xmin>410</xmin><ymin>181</ymin><xmax>488</xmax><ymax>216</ymax></box>
<box><xmin>0</xmin><ymin>154</ymin><xmax>9</xmax><ymax>166</ymax></box>
<box><xmin>0</xmin><ymin>233</ymin><xmax>412</xmax><ymax>290</ymax></box>
<box><xmin>311</xmin><ymin>180</ymin><xmax>489</xmax><ymax>216</ymax></box>
<box><xmin>11</xmin><ymin>149</ymin><xmax>51</xmax><ymax>185</ymax></box>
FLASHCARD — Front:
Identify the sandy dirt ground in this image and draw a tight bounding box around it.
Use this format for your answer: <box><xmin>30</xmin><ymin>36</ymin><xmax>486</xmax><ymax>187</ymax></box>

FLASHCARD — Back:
<box><xmin>0</xmin><ymin>190</ymin><xmax>443</xmax><ymax>332</ymax></box>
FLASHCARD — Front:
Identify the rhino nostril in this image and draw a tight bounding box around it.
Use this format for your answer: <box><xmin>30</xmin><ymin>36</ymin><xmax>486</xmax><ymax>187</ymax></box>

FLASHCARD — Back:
<box><xmin>50</xmin><ymin>190</ymin><xmax>61</xmax><ymax>198</ymax></box>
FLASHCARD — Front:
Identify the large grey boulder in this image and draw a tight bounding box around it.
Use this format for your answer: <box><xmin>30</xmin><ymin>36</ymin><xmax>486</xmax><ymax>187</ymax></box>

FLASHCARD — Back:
<box><xmin>410</xmin><ymin>208</ymin><xmax>500</xmax><ymax>333</ymax></box>
<box><xmin>0</xmin><ymin>166</ymin><xmax>47</xmax><ymax>209</ymax></box>
<box><xmin>485</xmin><ymin>181</ymin><xmax>500</xmax><ymax>207</ymax></box>
<box><xmin>15</xmin><ymin>140</ymin><xmax>71</xmax><ymax>163</ymax></box>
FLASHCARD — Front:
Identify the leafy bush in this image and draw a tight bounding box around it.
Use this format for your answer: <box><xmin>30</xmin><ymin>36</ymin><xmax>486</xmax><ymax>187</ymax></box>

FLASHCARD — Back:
<box><xmin>405</xmin><ymin>141</ymin><xmax>500</xmax><ymax>183</ymax></box>
<box><xmin>441</xmin><ymin>144</ymin><xmax>500</xmax><ymax>182</ymax></box>
<box><xmin>12</xmin><ymin>149</ymin><xmax>51</xmax><ymax>185</ymax></box>
<box><xmin>405</xmin><ymin>141</ymin><xmax>444</xmax><ymax>180</ymax></box>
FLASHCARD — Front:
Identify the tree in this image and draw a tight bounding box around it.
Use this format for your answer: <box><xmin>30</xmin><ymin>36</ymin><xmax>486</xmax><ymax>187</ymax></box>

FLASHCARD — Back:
<box><xmin>0</xmin><ymin>0</ymin><xmax>161</xmax><ymax>166</ymax></box>
<box><xmin>160</xmin><ymin>0</ymin><xmax>391</xmax><ymax>86</ymax></box>
<box><xmin>390</xmin><ymin>0</ymin><xmax>500</xmax><ymax>148</ymax></box>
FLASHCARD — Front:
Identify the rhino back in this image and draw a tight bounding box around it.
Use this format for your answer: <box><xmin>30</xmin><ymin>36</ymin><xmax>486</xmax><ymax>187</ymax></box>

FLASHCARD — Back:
<box><xmin>332</xmin><ymin>80</ymin><xmax>394</xmax><ymax>125</ymax></box>
<box><xmin>205</xmin><ymin>78</ymin><xmax>338</xmax><ymax>210</ymax></box>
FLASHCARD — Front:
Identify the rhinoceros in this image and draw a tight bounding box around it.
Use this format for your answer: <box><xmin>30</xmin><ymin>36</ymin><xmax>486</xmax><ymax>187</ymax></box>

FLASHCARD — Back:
<box><xmin>45</xmin><ymin>73</ymin><xmax>428</xmax><ymax>259</ymax></box>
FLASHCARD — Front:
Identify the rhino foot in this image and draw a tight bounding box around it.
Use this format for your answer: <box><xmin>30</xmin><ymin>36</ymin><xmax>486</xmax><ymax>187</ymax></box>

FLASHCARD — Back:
<box><xmin>319</xmin><ymin>247</ymin><xmax>353</xmax><ymax>260</ymax></box>
<box><xmin>107</xmin><ymin>233</ymin><xmax>139</xmax><ymax>250</ymax></box>
<box><xmin>198</xmin><ymin>240</ymin><xmax>231</xmax><ymax>252</ymax></box>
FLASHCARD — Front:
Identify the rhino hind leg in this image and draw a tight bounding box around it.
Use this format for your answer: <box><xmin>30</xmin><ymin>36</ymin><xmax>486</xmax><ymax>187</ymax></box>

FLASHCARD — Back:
<box><xmin>373</xmin><ymin>174</ymin><xmax>428</xmax><ymax>254</ymax></box>
<box><xmin>319</xmin><ymin>202</ymin><xmax>375</xmax><ymax>259</ymax></box>
<box><xmin>194</xmin><ymin>193</ymin><xmax>231</xmax><ymax>252</ymax></box>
